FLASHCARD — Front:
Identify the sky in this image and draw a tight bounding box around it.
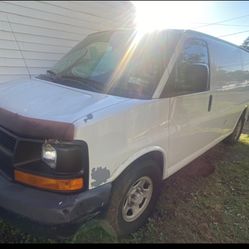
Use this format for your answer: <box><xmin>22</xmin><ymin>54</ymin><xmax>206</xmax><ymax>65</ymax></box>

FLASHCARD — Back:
<box><xmin>131</xmin><ymin>1</ymin><xmax>249</xmax><ymax>45</ymax></box>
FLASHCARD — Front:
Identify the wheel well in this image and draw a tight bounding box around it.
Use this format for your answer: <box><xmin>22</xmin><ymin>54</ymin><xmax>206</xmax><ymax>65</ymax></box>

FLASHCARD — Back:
<box><xmin>130</xmin><ymin>151</ymin><xmax>165</xmax><ymax>180</ymax></box>
<box><xmin>242</xmin><ymin>106</ymin><xmax>248</xmax><ymax>121</ymax></box>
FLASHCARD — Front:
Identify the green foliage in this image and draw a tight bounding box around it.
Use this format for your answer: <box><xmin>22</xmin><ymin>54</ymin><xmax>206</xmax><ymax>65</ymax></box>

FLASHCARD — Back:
<box><xmin>241</xmin><ymin>37</ymin><xmax>249</xmax><ymax>51</ymax></box>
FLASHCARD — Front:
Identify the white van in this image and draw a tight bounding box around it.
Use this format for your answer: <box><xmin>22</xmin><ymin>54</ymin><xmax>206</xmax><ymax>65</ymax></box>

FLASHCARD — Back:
<box><xmin>0</xmin><ymin>29</ymin><xmax>248</xmax><ymax>237</ymax></box>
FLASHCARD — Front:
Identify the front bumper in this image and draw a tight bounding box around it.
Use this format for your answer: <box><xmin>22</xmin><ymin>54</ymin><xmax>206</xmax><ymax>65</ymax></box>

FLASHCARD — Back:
<box><xmin>0</xmin><ymin>174</ymin><xmax>112</xmax><ymax>238</ymax></box>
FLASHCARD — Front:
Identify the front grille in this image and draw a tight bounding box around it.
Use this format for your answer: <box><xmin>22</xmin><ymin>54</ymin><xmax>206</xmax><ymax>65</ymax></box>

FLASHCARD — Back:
<box><xmin>0</xmin><ymin>127</ymin><xmax>17</xmax><ymax>178</ymax></box>
<box><xmin>0</xmin><ymin>150</ymin><xmax>13</xmax><ymax>178</ymax></box>
<box><xmin>0</xmin><ymin>128</ymin><xmax>16</xmax><ymax>152</ymax></box>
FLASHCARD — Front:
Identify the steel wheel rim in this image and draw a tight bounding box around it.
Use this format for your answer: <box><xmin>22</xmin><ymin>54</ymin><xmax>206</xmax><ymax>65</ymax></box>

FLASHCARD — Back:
<box><xmin>122</xmin><ymin>176</ymin><xmax>153</xmax><ymax>223</ymax></box>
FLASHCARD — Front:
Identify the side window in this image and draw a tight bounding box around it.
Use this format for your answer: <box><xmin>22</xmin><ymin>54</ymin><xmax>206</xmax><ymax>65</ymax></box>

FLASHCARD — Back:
<box><xmin>162</xmin><ymin>38</ymin><xmax>209</xmax><ymax>97</ymax></box>
<box><xmin>211</xmin><ymin>41</ymin><xmax>243</xmax><ymax>90</ymax></box>
<box><xmin>241</xmin><ymin>50</ymin><xmax>249</xmax><ymax>83</ymax></box>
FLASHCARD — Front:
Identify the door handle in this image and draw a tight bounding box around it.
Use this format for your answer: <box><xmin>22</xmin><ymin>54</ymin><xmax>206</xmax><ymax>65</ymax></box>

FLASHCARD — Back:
<box><xmin>208</xmin><ymin>94</ymin><xmax>213</xmax><ymax>112</ymax></box>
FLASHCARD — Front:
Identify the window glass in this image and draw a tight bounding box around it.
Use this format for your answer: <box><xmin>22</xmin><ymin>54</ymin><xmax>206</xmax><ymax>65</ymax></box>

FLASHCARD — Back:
<box><xmin>182</xmin><ymin>39</ymin><xmax>209</xmax><ymax>64</ymax></box>
<box><xmin>211</xmin><ymin>40</ymin><xmax>243</xmax><ymax>90</ymax></box>
<box><xmin>162</xmin><ymin>38</ymin><xmax>209</xmax><ymax>97</ymax></box>
<box><xmin>240</xmin><ymin>50</ymin><xmax>249</xmax><ymax>85</ymax></box>
<box><xmin>38</xmin><ymin>30</ymin><xmax>173</xmax><ymax>99</ymax></box>
<box><xmin>113</xmin><ymin>35</ymin><xmax>165</xmax><ymax>98</ymax></box>
<box><xmin>71</xmin><ymin>42</ymin><xmax>117</xmax><ymax>78</ymax></box>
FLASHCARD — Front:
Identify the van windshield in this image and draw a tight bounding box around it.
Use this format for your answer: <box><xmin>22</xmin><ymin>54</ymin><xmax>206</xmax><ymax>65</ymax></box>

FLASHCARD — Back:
<box><xmin>37</xmin><ymin>30</ymin><xmax>167</xmax><ymax>99</ymax></box>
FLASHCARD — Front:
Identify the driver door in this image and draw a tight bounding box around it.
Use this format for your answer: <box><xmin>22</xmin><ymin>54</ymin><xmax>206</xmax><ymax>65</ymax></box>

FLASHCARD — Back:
<box><xmin>162</xmin><ymin>38</ymin><xmax>216</xmax><ymax>173</ymax></box>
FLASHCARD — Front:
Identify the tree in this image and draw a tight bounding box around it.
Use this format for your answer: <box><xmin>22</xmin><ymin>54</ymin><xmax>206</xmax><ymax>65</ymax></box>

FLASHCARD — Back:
<box><xmin>241</xmin><ymin>36</ymin><xmax>249</xmax><ymax>51</ymax></box>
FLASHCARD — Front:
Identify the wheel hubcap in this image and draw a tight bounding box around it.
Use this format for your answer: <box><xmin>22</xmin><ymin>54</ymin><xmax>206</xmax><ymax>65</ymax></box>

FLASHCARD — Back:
<box><xmin>122</xmin><ymin>176</ymin><xmax>153</xmax><ymax>222</ymax></box>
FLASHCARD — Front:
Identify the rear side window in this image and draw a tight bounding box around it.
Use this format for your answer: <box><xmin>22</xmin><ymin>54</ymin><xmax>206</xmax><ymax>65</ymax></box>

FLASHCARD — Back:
<box><xmin>210</xmin><ymin>40</ymin><xmax>243</xmax><ymax>90</ymax></box>
<box><xmin>161</xmin><ymin>38</ymin><xmax>209</xmax><ymax>97</ymax></box>
<box><xmin>241</xmin><ymin>50</ymin><xmax>249</xmax><ymax>82</ymax></box>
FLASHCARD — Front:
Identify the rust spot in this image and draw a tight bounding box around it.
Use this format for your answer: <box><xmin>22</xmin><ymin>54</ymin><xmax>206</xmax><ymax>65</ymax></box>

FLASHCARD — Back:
<box><xmin>91</xmin><ymin>167</ymin><xmax>110</xmax><ymax>187</ymax></box>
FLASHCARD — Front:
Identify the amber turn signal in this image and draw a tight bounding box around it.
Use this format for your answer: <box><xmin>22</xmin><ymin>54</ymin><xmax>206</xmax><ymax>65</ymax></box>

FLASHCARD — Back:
<box><xmin>14</xmin><ymin>170</ymin><xmax>84</xmax><ymax>191</ymax></box>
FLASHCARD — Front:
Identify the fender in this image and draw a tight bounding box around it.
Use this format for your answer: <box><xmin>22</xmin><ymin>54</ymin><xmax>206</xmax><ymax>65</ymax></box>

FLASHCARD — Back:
<box><xmin>109</xmin><ymin>146</ymin><xmax>167</xmax><ymax>183</ymax></box>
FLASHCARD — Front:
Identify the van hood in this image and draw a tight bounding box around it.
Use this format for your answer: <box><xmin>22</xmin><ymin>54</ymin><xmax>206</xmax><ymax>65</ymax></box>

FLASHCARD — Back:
<box><xmin>0</xmin><ymin>78</ymin><xmax>128</xmax><ymax>123</ymax></box>
<box><xmin>0</xmin><ymin>78</ymin><xmax>129</xmax><ymax>140</ymax></box>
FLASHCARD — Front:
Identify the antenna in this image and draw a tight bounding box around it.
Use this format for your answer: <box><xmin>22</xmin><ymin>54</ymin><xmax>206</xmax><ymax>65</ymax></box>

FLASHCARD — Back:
<box><xmin>6</xmin><ymin>14</ymin><xmax>32</xmax><ymax>79</ymax></box>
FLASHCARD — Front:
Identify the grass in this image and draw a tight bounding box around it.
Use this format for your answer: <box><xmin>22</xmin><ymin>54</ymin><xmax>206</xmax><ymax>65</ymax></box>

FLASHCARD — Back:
<box><xmin>0</xmin><ymin>123</ymin><xmax>249</xmax><ymax>243</ymax></box>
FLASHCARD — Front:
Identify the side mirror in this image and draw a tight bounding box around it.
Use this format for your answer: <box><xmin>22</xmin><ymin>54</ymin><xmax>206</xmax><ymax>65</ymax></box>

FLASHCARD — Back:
<box><xmin>164</xmin><ymin>62</ymin><xmax>209</xmax><ymax>97</ymax></box>
<box><xmin>185</xmin><ymin>63</ymin><xmax>209</xmax><ymax>91</ymax></box>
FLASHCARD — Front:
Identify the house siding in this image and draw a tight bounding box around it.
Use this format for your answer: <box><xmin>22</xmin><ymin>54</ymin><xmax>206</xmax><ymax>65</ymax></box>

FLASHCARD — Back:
<box><xmin>0</xmin><ymin>1</ymin><xmax>135</xmax><ymax>83</ymax></box>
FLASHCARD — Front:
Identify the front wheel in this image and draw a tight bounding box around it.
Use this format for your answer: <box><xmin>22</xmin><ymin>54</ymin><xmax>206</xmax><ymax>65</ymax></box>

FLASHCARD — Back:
<box><xmin>102</xmin><ymin>160</ymin><xmax>162</xmax><ymax>237</ymax></box>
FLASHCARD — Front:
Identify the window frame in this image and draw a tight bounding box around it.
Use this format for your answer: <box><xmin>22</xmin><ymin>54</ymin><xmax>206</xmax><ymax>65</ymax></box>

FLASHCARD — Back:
<box><xmin>160</xmin><ymin>37</ymin><xmax>211</xmax><ymax>98</ymax></box>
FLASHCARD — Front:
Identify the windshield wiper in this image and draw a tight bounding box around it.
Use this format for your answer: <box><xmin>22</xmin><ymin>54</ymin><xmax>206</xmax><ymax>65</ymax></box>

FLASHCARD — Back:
<box><xmin>46</xmin><ymin>70</ymin><xmax>57</xmax><ymax>76</ymax></box>
<box><xmin>37</xmin><ymin>69</ymin><xmax>58</xmax><ymax>82</ymax></box>
<box><xmin>38</xmin><ymin>71</ymin><xmax>103</xmax><ymax>93</ymax></box>
<box><xmin>57</xmin><ymin>75</ymin><xmax>102</xmax><ymax>92</ymax></box>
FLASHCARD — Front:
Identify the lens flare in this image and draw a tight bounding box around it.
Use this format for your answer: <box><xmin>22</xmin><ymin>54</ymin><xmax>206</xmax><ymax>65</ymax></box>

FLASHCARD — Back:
<box><xmin>132</xmin><ymin>1</ymin><xmax>205</xmax><ymax>33</ymax></box>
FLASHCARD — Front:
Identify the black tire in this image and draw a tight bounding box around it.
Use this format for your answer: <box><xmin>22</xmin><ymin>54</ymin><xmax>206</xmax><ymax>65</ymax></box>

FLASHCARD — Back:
<box><xmin>224</xmin><ymin>113</ymin><xmax>245</xmax><ymax>145</ymax></box>
<box><xmin>102</xmin><ymin>159</ymin><xmax>162</xmax><ymax>237</ymax></box>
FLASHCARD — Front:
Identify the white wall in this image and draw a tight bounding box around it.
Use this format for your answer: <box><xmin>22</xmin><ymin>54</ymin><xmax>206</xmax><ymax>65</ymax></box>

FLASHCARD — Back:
<box><xmin>0</xmin><ymin>1</ymin><xmax>135</xmax><ymax>83</ymax></box>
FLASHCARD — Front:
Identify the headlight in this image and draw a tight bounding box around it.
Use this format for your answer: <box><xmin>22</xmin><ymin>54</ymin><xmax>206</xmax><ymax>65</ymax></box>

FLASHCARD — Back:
<box><xmin>14</xmin><ymin>140</ymin><xmax>89</xmax><ymax>192</ymax></box>
<box><xmin>40</xmin><ymin>140</ymin><xmax>88</xmax><ymax>174</ymax></box>
<box><xmin>42</xmin><ymin>143</ymin><xmax>57</xmax><ymax>169</ymax></box>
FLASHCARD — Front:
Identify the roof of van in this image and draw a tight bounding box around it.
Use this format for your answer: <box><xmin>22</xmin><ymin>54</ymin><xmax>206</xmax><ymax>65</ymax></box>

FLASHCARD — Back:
<box><xmin>185</xmin><ymin>29</ymin><xmax>249</xmax><ymax>52</ymax></box>
<box><xmin>89</xmin><ymin>28</ymin><xmax>249</xmax><ymax>53</ymax></box>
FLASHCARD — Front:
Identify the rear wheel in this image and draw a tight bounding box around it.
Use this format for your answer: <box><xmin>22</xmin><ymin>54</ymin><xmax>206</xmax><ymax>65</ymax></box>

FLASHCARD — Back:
<box><xmin>224</xmin><ymin>114</ymin><xmax>245</xmax><ymax>145</ymax></box>
<box><xmin>102</xmin><ymin>160</ymin><xmax>162</xmax><ymax>237</ymax></box>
